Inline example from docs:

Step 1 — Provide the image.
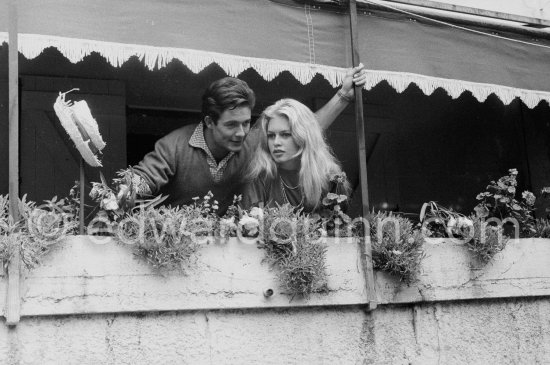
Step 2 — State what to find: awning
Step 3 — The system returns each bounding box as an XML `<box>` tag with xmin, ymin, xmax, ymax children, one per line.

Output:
<box><xmin>1</xmin><ymin>0</ymin><xmax>549</xmax><ymax>108</ymax></box>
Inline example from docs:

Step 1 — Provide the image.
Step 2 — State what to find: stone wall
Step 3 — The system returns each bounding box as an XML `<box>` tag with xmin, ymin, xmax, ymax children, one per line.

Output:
<box><xmin>1</xmin><ymin>298</ymin><xmax>549</xmax><ymax>364</ymax></box>
<box><xmin>0</xmin><ymin>236</ymin><xmax>549</xmax><ymax>364</ymax></box>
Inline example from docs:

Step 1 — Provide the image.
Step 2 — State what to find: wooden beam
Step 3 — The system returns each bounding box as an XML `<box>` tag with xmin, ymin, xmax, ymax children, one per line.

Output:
<box><xmin>79</xmin><ymin>159</ymin><xmax>85</xmax><ymax>234</ymax></box>
<box><xmin>7</xmin><ymin>0</ymin><xmax>21</xmax><ymax>326</ymax></box>
<box><xmin>348</xmin><ymin>0</ymin><xmax>377</xmax><ymax>311</ymax></box>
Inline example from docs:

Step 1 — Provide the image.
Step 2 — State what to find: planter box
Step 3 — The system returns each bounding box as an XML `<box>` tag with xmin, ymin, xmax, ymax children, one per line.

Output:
<box><xmin>0</xmin><ymin>236</ymin><xmax>549</xmax><ymax>317</ymax></box>
<box><xmin>17</xmin><ymin>236</ymin><xmax>369</xmax><ymax>316</ymax></box>
<box><xmin>376</xmin><ymin>238</ymin><xmax>550</xmax><ymax>304</ymax></box>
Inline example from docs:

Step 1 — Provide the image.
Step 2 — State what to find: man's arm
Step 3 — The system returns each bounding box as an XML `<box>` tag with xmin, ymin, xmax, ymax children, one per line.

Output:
<box><xmin>315</xmin><ymin>63</ymin><xmax>367</xmax><ymax>130</ymax></box>
<box><xmin>124</xmin><ymin>129</ymin><xmax>181</xmax><ymax>199</ymax></box>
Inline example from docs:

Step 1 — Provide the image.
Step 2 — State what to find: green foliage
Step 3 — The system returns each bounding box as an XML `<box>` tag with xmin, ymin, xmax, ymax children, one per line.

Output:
<box><xmin>466</xmin><ymin>216</ymin><xmax>508</xmax><ymax>264</ymax></box>
<box><xmin>474</xmin><ymin>169</ymin><xmax>536</xmax><ymax>237</ymax></box>
<box><xmin>0</xmin><ymin>199</ymin><xmax>17</xmax><ymax>269</ymax></box>
<box><xmin>259</xmin><ymin>204</ymin><xmax>328</xmax><ymax>298</ymax></box>
<box><xmin>420</xmin><ymin>201</ymin><xmax>472</xmax><ymax>239</ymax></box>
<box><xmin>275</xmin><ymin>239</ymin><xmax>328</xmax><ymax>299</ymax></box>
<box><xmin>89</xmin><ymin>169</ymin><xmax>168</xmax><ymax>222</ymax></box>
<box><xmin>534</xmin><ymin>218</ymin><xmax>550</xmax><ymax>238</ymax></box>
<box><xmin>116</xmin><ymin>193</ymin><xmax>219</xmax><ymax>272</ymax></box>
<box><xmin>0</xmin><ymin>193</ymin><xmax>78</xmax><ymax>271</ymax></box>
<box><xmin>541</xmin><ymin>187</ymin><xmax>550</xmax><ymax>220</ymax></box>
<box><xmin>420</xmin><ymin>201</ymin><xmax>508</xmax><ymax>264</ymax></box>
<box><xmin>318</xmin><ymin>172</ymin><xmax>352</xmax><ymax>236</ymax></box>
<box><xmin>223</xmin><ymin>194</ymin><xmax>242</xmax><ymax>221</ymax></box>
<box><xmin>368</xmin><ymin>211</ymin><xmax>424</xmax><ymax>283</ymax></box>
<box><xmin>420</xmin><ymin>169</ymin><xmax>550</xmax><ymax>264</ymax></box>
<box><xmin>124</xmin><ymin>206</ymin><xmax>200</xmax><ymax>272</ymax></box>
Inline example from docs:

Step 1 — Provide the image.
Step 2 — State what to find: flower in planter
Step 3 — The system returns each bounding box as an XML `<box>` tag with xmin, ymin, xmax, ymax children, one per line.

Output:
<box><xmin>420</xmin><ymin>201</ymin><xmax>470</xmax><ymax>239</ymax></box>
<box><xmin>473</xmin><ymin>204</ymin><xmax>489</xmax><ymax>219</ymax></box>
<box><xmin>249</xmin><ymin>207</ymin><xmax>264</xmax><ymax>221</ymax></box>
<box><xmin>446</xmin><ymin>216</ymin><xmax>474</xmax><ymax>240</ymax></box>
<box><xmin>314</xmin><ymin>172</ymin><xmax>353</xmax><ymax>236</ymax></box>
<box><xmin>473</xmin><ymin>169</ymin><xmax>536</xmax><ymax>237</ymax></box>
<box><xmin>101</xmin><ymin>193</ymin><xmax>119</xmax><ymax>212</ymax></box>
<box><xmin>219</xmin><ymin>218</ymin><xmax>237</xmax><ymax>238</ymax></box>
<box><xmin>320</xmin><ymin>192</ymin><xmax>351</xmax><ymax>234</ymax></box>
<box><xmin>239</xmin><ymin>215</ymin><xmax>260</xmax><ymax>238</ymax></box>
<box><xmin>522</xmin><ymin>191</ymin><xmax>536</xmax><ymax>207</ymax></box>
<box><xmin>89</xmin><ymin>169</ymin><xmax>169</xmax><ymax>225</ymax></box>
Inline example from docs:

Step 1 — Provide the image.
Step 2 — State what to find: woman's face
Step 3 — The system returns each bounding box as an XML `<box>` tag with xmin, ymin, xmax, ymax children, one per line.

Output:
<box><xmin>266</xmin><ymin>115</ymin><xmax>301</xmax><ymax>170</ymax></box>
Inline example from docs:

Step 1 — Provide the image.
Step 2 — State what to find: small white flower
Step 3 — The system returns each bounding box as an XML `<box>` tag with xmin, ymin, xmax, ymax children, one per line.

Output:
<box><xmin>457</xmin><ymin>217</ymin><xmax>473</xmax><ymax>228</ymax></box>
<box><xmin>89</xmin><ymin>185</ymin><xmax>100</xmax><ymax>200</ymax></box>
<box><xmin>249</xmin><ymin>207</ymin><xmax>264</xmax><ymax>220</ymax></box>
<box><xmin>447</xmin><ymin>217</ymin><xmax>457</xmax><ymax>228</ymax></box>
<box><xmin>101</xmin><ymin>194</ymin><xmax>119</xmax><ymax>211</ymax></box>
<box><xmin>239</xmin><ymin>215</ymin><xmax>259</xmax><ymax>227</ymax></box>
<box><xmin>117</xmin><ymin>184</ymin><xmax>128</xmax><ymax>200</ymax></box>
<box><xmin>522</xmin><ymin>191</ymin><xmax>536</xmax><ymax>206</ymax></box>
<box><xmin>221</xmin><ymin>218</ymin><xmax>237</xmax><ymax>228</ymax></box>
<box><xmin>392</xmin><ymin>250</ymin><xmax>402</xmax><ymax>255</ymax></box>
<box><xmin>220</xmin><ymin>218</ymin><xmax>237</xmax><ymax>237</ymax></box>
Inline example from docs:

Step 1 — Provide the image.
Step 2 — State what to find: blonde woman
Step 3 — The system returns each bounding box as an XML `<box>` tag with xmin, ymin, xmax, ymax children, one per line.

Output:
<box><xmin>242</xmin><ymin>98</ymin><xmax>349</xmax><ymax>213</ymax></box>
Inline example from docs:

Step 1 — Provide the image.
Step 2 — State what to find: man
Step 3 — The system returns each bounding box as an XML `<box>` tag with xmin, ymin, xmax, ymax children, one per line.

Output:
<box><xmin>130</xmin><ymin>64</ymin><xmax>367</xmax><ymax>214</ymax></box>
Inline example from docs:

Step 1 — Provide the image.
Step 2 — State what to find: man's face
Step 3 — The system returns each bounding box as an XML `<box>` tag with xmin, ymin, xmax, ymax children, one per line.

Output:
<box><xmin>206</xmin><ymin>106</ymin><xmax>252</xmax><ymax>154</ymax></box>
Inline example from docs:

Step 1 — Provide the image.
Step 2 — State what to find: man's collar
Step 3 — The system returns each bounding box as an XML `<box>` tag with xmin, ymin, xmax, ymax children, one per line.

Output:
<box><xmin>189</xmin><ymin>122</ymin><xmax>234</xmax><ymax>162</ymax></box>
<box><xmin>189</xmin><ymin>122</ymin><xmax>208</xmax><ymax>150</ymax></box>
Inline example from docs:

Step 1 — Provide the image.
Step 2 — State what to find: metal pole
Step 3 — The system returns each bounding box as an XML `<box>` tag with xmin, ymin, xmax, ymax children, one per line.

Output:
<box><xmin>349</xmin><ymin>0</ymin><xmax>377</xmax><ymax>310</ymax></box>
<box><xmin>7</xmin><ymin>0</ymin><xmax>21</xmax><ymax>325</ymax></box>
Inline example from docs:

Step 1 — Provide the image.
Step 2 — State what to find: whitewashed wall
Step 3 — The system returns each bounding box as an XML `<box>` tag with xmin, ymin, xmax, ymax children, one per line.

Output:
<box><xmin>0</xmin><ymin>236</ymin><xmax>549</xmax><ymax>364</ymax></box>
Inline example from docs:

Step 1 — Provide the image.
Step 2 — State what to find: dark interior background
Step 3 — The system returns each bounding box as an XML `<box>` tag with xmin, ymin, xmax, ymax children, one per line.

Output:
<box><xmin>1</xmin><ymin>44</ymin><xmax>549</xmax><ymax>218</ymax></box>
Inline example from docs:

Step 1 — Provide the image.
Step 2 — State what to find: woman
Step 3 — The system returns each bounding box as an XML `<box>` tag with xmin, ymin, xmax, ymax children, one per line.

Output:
<box><xmin>242</xmin><ymin>98</ymin><xmax>349</xmax><ymax>213</ymax></box>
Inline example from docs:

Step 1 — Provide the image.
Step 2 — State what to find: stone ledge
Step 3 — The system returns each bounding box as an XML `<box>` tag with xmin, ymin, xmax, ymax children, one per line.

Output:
<box><xmin>1</xmin><ymin>236</ymin><xmax>549</xmax><ymax>317</ymax></box>
<box><xmin>17</xmin><ymin>235</ymin><xmax>369</xmax><ymax>316</ymax></box>
<box><xmin>376</xmin><ymin>238</ymin><xmax>550</xmax><ymax>304</ymax></box>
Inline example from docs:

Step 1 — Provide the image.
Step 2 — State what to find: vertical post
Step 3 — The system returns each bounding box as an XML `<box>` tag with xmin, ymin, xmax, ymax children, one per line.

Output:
<box><xmin>348</xmin><ymin>0</ymin><xmax>377</xmax><ymax>310</ymax></box>
<box><xmin>7</xmin><ymin>0</ymin><xmax>21</xmax><ymax>325</ymax></box>
<box><xmin>79</xmin><ymin>158</ymin><xmax>85</xmax><ymax>234</ymax></box>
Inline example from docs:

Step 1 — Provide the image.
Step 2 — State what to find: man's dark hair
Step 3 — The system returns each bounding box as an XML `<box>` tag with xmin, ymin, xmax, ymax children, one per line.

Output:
<box><xmin>201</xmin><ymin>77</ymin><xmax>256</xmax><ymax>123</ymax></box>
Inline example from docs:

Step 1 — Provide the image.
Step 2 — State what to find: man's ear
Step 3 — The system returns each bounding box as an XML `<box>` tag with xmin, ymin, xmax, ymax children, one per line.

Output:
<box><xmin>204</xmin><ymin>116</ymin><xmax>215</xmax><ymax>129</ymax></box>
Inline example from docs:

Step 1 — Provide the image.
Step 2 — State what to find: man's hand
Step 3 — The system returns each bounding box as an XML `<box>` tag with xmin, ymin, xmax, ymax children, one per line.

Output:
<box><xmin>339</xmin><ymin>63</ymin><xmax>367</xmax><ymax>101</ymax></box>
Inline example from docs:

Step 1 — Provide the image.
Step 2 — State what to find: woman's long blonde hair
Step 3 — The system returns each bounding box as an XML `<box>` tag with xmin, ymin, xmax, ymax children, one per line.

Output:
<box><xmin>246</xmin><ymin>98</ymin><xmax>348</xmax><ymax>210</ymax></box>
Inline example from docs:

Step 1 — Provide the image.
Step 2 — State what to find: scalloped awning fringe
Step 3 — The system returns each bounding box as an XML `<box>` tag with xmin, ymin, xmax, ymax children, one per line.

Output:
<box><xmin>1</xmin><ymin>32</ymin><xmax>549</xmax><ymax>109</ymax></box>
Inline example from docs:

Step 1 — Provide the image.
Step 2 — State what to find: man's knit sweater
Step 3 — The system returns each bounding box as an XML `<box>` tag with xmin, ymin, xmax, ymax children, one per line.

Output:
<box><xmin>134</xmin><ymin>123</ymin><xmax>258</xmax><ymax>215</ymax></box>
